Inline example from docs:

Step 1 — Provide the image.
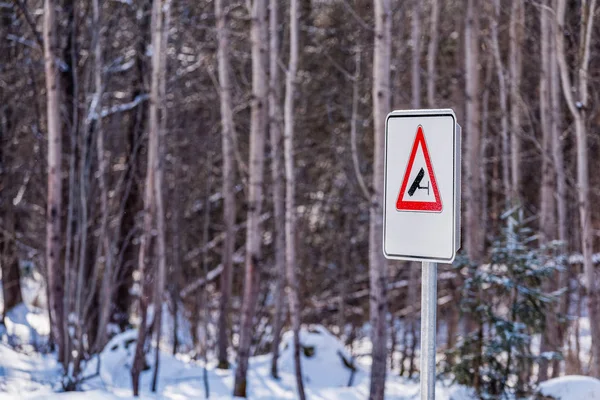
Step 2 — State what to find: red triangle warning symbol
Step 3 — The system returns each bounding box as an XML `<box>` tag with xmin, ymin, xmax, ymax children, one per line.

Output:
<box><xmin>396</xmin><ymin>126</ymin><xmax>442</xmax><ymax>212</ymax></box>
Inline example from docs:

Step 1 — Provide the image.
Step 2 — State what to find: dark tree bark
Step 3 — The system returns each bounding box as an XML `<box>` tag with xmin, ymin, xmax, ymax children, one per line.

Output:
<box><xmin>0</xmin><ymin>8</ymin><xmax>22</xmax><ymax>317</ymax></box>
<box><xmin>369</xmin><ymin>0</ymin><xmax>391</xmax><ymax>398</ymax></box>
<box><xmin>1</xmin><ymin>210</ymin><xmax>23</xmax><ymax>316</ymax></box>
<box><xmin>465</xmin><ymin>0</ymin><xmax>483</xmax><ymax>263</ymax></box>
<box><xmin>269</xmin><ymin>0</ymin><xmax>286</xmax><ymax>379</ymax></box>
<box><xmin>113</xmin><ymin>0</ymin><xmax>151</xmax><ymax>332</ymax></box>
<box><xmin>132</xmin><ymin>0</ymin><xmax>163</xmax><ymax>395</ymax></box>
<box><xmin>283</xmin><ymin>0</ymin><xmax>306</xmax><ymax>398</ymax></box>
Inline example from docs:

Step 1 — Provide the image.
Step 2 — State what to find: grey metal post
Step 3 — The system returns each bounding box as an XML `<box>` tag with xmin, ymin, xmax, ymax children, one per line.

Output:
<box><xmin>420</xmin><ymin>261</ymin><xmax>437</xmax><ymax>400</ymax></box>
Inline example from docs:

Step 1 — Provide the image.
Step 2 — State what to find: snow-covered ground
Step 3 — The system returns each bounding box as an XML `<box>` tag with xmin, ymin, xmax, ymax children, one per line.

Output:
<box><xmin>537</xmin><ymin>375</ymin><xmax>600</xmax><ymax>400</ymax></box>
<box><xmin>0</xmin><ymin>273</ymin><xmax>598</xmax><ymax>399</ymax></box>
<box><xmin>1</xmin><ymin>308</ymin><xmax>600</xmax><ymax>399</ymax></box>
<box><xmin>0</xmin><ymin>322</ymin><xmax>474</xmax><ymax>399</ymax></box>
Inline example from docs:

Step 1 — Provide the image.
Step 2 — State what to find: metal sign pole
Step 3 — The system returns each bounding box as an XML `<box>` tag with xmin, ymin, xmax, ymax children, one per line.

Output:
<box><xmin>420</xmin><ymin>261</ymin><xmax>437</xmax><ymax>400</ymax></box>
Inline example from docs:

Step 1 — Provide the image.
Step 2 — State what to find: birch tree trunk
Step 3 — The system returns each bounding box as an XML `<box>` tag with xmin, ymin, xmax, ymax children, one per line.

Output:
<box><xmin>269</xmin><ymin>0</ymin><xmax>286</xmax><ymax>379</ymax></box>
<box><xmin>426</xmin><ymin>0</ymin><xmax>439</xmax><ymax>107</ymax></box>
<box><xmin>92</xmin><ymin>0</ymin><xmax>114</xmax><ymax>351</ymax></box>
<box><xmin>539</xmin><ymin>0</ymin><xmax>555</xmax><ymax>242</ymax></box>
<box><xmin>151</xmin><ymin>0</ymin><xmax>170</xmax><ymax>392</ymax></box>
<box><xmin>490</xmin><ymin>0</ymin><xmax>510</xmax><ymax>200</ymax></box>
<box><xmin>551</xmin><ymin>0</ymin><xmax>566</xmax><ymax>254</ymax></box>
<box><xmin>406</xmin><ymin>0</ymin><xmax>423</xmax><ymax>378</ymax></box>
<box><xmin>509</xmin><ymin>0</ymin><xmax>523</xmax><ymax>203</ymax></box>
<box><xmin>551</xmin><ymin>0</ymin><xmax>568</xmax><ymax>376</ymax></box>
<box><xmin>43</xmin><ymin>0</ymin><xmax>65</xmax><ymax>365</ymax></box>
<box><xmin>201</xmin><ymin>173</ymin><xmax>213</xmax><ymax>398</ymax></box>
<box><xmin>538</xmin><ymin>2</ymin><xmax>557</xmax><ymax>380</ymax></box>
<box><xmin>555</xmin><ymin>0</ymin><xmax>599</xmax><ymax>378</ymax></box>
<box><xmin>411</xmin><ymin>0</ymin><xmax>421</xmax><ymax>109</ymax></box>
<box><xmin>233</xmin><ymin>0</ymin><xmax>268</xmax><ymax>396</ymax></box>
<box><xmin>61</xmin><ymin>1</ymin><xmax>77</xmax><ymax>365</ymax></box>
<box><xmin>369</xmin><ymin>0</ymin><xmax>390</xmax><ymax>398</ymax></box>
<box><xmin>283</xmin><ymin>0</ymin><xmax>306</xmax><ymax>398</ymax></box>
<box><xmin>216</xmin><ymin>0</ymin><xmax>236</xmax><ymax>370</ymax></box>
<box><xmin>131</xmin><ymin>0</ymin><xmax>163</xmax><ymax>394</ymax></box>
<box><xmin>465</xmin><ymin>0</ymin><xmax>483</xmax><ymax>263</ymax></box>
<box><xmin>171</xmin><ymin>190</ymin><xmax>182</xmax><ymax>356</ymax></box>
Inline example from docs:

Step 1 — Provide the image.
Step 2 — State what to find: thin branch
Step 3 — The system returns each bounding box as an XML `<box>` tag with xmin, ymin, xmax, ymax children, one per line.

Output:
<box><xmin>340</xmin><ymin>0</ymin><xmax>374</xmax><ymax>31</ymax></box>
<box><xmin>89</xmin><ymin>93</ymin><xmax>149</xmax><ymax>121</ymax></box>
<box><xmin>14</xmin><ymin>0</ymin><xmax>43</xmax><ymax>48</ymax></box>
<box><xmin>349</xmin><ymin>49</ymin><xmax>370</xmax><ymax>202</ymax></box>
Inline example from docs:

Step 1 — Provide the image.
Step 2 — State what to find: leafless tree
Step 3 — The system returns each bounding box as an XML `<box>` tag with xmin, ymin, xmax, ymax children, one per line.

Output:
<box><xmin>490</xmin><ymin>0</ymin><xmax>510</xmax><ymax>199</ymax></box>
<box><xmin>369</xmin><ymin>0</ymin><xmax>391</xmax><ymax>398</ymax></box>
<box><xmin>464</xmin><ymin>0</ymin><xmax>483</xmax><ymax>263</ymax></box>
<box><xmin>268</xmin><ymin>0</ymin><xmax>286</xmax><ymax>379</ymax></box>
<box><xmin>283</xmin><ymin>0</ymin><xmax>306</xmax><ymax>398</ymax></box>
<box><xmin>538</xmin><ymin>0</ymin><xmax>557</xmax><ymax>381</ymax></box>
<box><xmin>426</xmin><ymin>0</ymin><xmax>439</xmax><ymax>107</ymax></box>
<box><xmin>233</xmin><ymin>0</ymin><xmax>268</xmax><ymax>396</ymax></box>
<box><xmin>509</xmin><ymin>0</ymin><xmax>524</xmax><ymax>203</ymax></box>
<box><xmin>131</xmin><ymin>0</ymin><xmax>165</xmax><ymax>394</ymax></box>
<box><xmin>555</xmin><ymin>0</ymin><xmax>599</xmax><ymax>377</ymax></box>
<box><xmin>43</xmin><ymin>0</ymin><xmax>65</xmax><ymax>365</ymax></box>
<box><xmin>215</xmin><ymin>0</ymin><xmax>237</xmax><ymax>370</ymax></box>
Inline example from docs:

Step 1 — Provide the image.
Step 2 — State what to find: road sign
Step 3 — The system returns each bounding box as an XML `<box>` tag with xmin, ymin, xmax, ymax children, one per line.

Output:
<box><xmin>383</xmin><ymin>109</ymin><xmax>461</xmax><ymax>263</ymax></box>
<box><xmin>396</xmin><ymin>126</ymin><xmax>442</xmax><ymax>212</ymax></box>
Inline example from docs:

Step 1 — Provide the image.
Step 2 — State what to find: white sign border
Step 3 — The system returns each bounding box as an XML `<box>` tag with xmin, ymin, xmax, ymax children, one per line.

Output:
<box><xmin>382</xmin><ymin>109</ymin><xmax>461</xmax><ymax>263</ymax></box>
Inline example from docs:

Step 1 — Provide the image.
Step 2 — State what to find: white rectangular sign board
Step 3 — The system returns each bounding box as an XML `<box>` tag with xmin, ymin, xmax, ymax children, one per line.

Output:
<box><xmin>383</xmin><ymin>109</ymin><xmax>461</xmax><ymax>263</ymax></box>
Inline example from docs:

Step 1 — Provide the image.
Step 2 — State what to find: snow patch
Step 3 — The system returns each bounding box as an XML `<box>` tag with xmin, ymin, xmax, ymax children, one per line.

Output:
<box><xmin>537</xmin><ymin>375</ymin><xmax>600</xmax><ymax>399</ymax></box>
<box><xmin>278</xmin><ymin>325</ymin><xmax>359</xmax><ymax>389</ymax></box>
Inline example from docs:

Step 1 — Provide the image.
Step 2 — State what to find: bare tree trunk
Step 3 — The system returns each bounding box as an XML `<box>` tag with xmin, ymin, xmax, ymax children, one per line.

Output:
<box><xmin>490</xmin><ymin>0</ymin><xmax>510</xmax><ymax>201</ymax></box>
<box><xmin>216</xmin><ymin>0</ymin><xmax>236</xmax><ymax>370</ymax></box>
<box><xmin>539</xmin><ymin>2</ymin><xmax>555</xmax><ymax>245</ymax></box>
<box><xmin>538</xmin><ymin>2</ymin><xmax>557</xmax><ymax>381</ymax></box>
<box><xmin>233</xmin><ymin>0</ymin><xmax>268</xmax><ymax>396</ymax></box>
<box><xmin>43</xmin><ymin>0</ymin><xmax>65</xmax><ymax>366</ymax></box>
<box><xmin>114</xmin><ymin>0</ymin><xmax>150</xmax><ymax>332</ymax></box>
<box><xmin>350</xmin><ymin>49</ymin><xmax>370</xmax><ymax>202</ymax></box>
<box><xmin>269</xmin><ymin>0</ymin><xmax>286</xmax><ymax>379</ymax></box>
<box><xmin>1</xmin><ymin>213</ymin><xmax>23</xmax><ymax>315</ymax></box>
<box><xmin>369</xmin><ymin>0</ymin><xmax>390</xmax><ymax>399</ymax></box>
<box><xmin>464</xmin><ymin>0</ymin><xmax>483</xmax><ymax>263</ymax></box>
<box><xmin>61</xmin><ymin>1</ymin><xmax>78</xmax><ymax>365</ymax></box>
<box><xmin>408</xmin><ymin>2</ymin><xmax>423</xmax><ymax>379</ymax></box>
<box><xmin>0</xmin><ymin>8</ymin><xmax>23</xmax><ymax>318</ymax></box>
<box><xmin>426</xmin><ymin>0</ymin><xmax>439</xmax><ymax>107</ymax></box>
<box><xmin>445</xmin><ymin>281</ymin><xmax>459</xmax><ymax>351</ymax></box>
<box><xmin>131</xmin><ymin>0</ymin><xmax>163</xmax><ymax>395</ymax></box>
<box><xmin>389</xmin><ymin>318</ymin><xmax>396</xmax><ymax>372</ymax></box>
<box><xmin>462</xmin><ymin>2</ymin><xmax>483</xmax><ymax>376</ymax></box>
<box><xmin>151</xmin><ymin>0</ymin><xmax>170</xmax><ymax>392</ymax></box>
<box><xmin>399</xmin><ymin>327</ymin><xmax>408</xmax><ymax>376</ymax></box>
<box><xmin>411</xmin><ymin>0</ymin><xmax>422</xmax><ymax>109</ymax></box>
<box><xmin>555</xmin><ymin>0</ymin><xmax>599</xmax><ymax>378</ymax></box>
<box><xmin>92</xmin><ymin>0</ymin><xmax>113</xmax><ymax>352</ymax></box>
<box><xmin>480</xmin><ymin>53</ymin><xmax>493</xmax><ymax>239</ymax></box>
<box><xmin>551</xmin><ymin>0</ymin><xmax>568</xmax><ymax>375</ymax></box>
<box><xmin>509</xmin><ymin>0</ymin><xmax>523</xmax><ymax>203</ymax></box>
<box><xmin>171</xmin><ymin>202</ymin><xmax>181</xmax><ymax>356</ymax></box>
<box><xmin>201</xmin><ymin>172</ymin><xmax>213</xmax><ymax>399</ymax></box>
<box><xmin>551</xmin><ymin>0</ymin><xmax>566</xmax><ymax>255</ymax></box>
<box><xmin>283</xmin><ymin>0</ymin><xmax>306</xmax><ymax>398</ymax></box>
